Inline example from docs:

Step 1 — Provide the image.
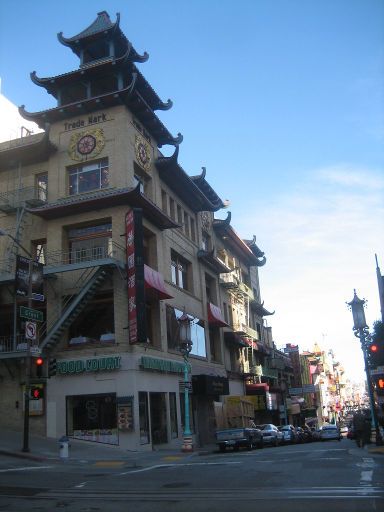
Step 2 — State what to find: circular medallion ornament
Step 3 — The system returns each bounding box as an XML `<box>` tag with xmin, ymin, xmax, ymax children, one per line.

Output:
<box><xmin>135</xmin><ymin>135</ymin><xmax>152</xmax><ymax>171</ymax></box>
<box><xmin>68</xmin><ymin>128</ymin><xmax>105</xmax><ymax>161</ymax></box>
<box><xmin>77</xmin><ymin>134</ymin><xmax>96</xmax><ymax>155</ymax></box>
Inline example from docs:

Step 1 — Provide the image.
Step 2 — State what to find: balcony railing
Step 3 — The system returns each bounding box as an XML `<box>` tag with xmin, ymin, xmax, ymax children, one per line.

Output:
<box><xmin>219</xmin><ymin>273</ymin><xmax>239</xmax><ymax>289</ymax></box>
<box><xmin>0</xmin><ymin>186</ymin><xmax>46</xmax><ymax>212</ymax></box>
<box><xmin>0</xmin><ymin>335</ymin><xmax>29</xmax><ymax>355</ymax></box>
<box><xmin>241</xmin><ymin>324</ymin><xmax>259</xmax><ymax>340</ymax></box>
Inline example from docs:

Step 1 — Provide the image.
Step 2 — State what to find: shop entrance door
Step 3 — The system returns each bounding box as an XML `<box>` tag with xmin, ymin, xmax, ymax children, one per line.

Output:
<box><xmin>149</xmin><ymin>392</ymin><xmax>168</xmax><ymax>445</ymax></box>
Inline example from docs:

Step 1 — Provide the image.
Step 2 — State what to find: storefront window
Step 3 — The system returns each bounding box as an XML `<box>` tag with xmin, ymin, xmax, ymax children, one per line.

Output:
<box><xmin>139</xmin><ymin>392</ymin><xmax>150</xmax><ymax>445</ymax></box>
<box><xmin>169</xmin><ymin>392</ymin><xmax>178</xmax><ymax>439</ymax></box>
<box><xmin>66</xmin><ymin>393</ymin><xmax>118</xmax><ymax>444</ymax></box>
<box><xmin>150</xmin><ymin>392</ymin><xmax>168</xmax><ymax>444</ymax></box>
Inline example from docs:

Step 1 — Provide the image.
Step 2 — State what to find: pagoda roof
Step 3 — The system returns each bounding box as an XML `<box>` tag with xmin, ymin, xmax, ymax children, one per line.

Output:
<box><xmin>213</xmin><ymin>213</ymin><xmax>266</xmax><ymax>267</ymax></box>
<box><xmin>0</xmin><ymin>130</ymin><xmax>57</xmax><ymax>170</ymax></box>
<box><xmin>250</xmin><ymin>299</ymin><xmax>275</xmax><ymax>316</ymax></box>
<box><xmin>58</xmin><ymin>11</ymin><xmax>148</xmax><ymax>63</ymax></box>
<box><xmin>19</xmin><ymin>78</ymin><xmax>180</xmax><ymax>147</ymax></box>
<box><xmin>190</xmin><ymin>167</ymin><xmax>225</xmax><ymax>211</ymax></box>
<box><xmin>156</xmin><ymin>147</ymin><xmax>224</xmax><ymax>212</ymax></box>
<box><xmin>27</xmin><ymin>184</ymin><xmax>179</xmax><ymax>230</ymax></box>
<box><xmin>243</xmin><ymin>236</ymin><xmax>266</xmax><ymax>266</ymax></box>
<box><xmin>30</xmin><ymin>54</ymin><xmax>172</xmax><ymax>112</ymax></box>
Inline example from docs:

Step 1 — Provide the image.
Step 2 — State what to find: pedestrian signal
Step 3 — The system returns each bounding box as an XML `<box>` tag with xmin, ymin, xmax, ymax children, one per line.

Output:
<box><xmin>30</xmin><ymin>386</ymin><xmax>44</xmax><ymax>400</ymax></box>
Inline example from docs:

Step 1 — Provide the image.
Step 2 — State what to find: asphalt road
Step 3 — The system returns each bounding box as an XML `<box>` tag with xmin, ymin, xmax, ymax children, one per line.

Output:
<box><xmin>0</xmin><ymin>438</ymin><xmax>383</xmax><ymax>511</ymax></box>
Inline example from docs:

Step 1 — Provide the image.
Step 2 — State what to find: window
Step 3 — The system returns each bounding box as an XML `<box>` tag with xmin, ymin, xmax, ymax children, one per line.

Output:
<box><xmin>68</xmin><ymin>292</ymin><xmax>114</xmax><ymax>344</ymax></box>
<box><xmin>68</xmin><ymin>158</ymin><xmax>109</xmax><ymax>195</ymax></box>
<box><xmin>32</xmin><ymin>239</ymin><xmax>46</xmax><ymax>265</ymax></box>
<box><xmin>143</xmin><ymin>228</ymin><xmax>157</xmax><ymax>268</ymax></box>
<box><xmin>170</xmin><ymin>250</ymin><xmax>191</xmax><ymax>291</ymax></box>
<box><xmin>190</xmin><ymin>218</ymin><xmax>196</xmax><ymax>242</ymax></box>
<box><xmin>184</xmin><ymin>212</ymin><xmax>190</xmax><ymax>237</ymax></box>
<box><xmin>202</xmin><ymin>232</ymin><xmax>211</xmax><ymax>251</ymax></box>
<box><xmin>36</xmin><ymin>173</ymin><xmax>47</xmax><ymax>202</ymax></box>
<box><xmin>133</xmin><ymin>174</ymin><xmax>144</xmax><ymax>193</ymax></box>
<box><xmin>161</xmin><ymin>189</ymin><xmax>168</xmax><ymax>213</ymax></box>
<box><xmin>205</xmin><ymin>273</ymin><xmax>217</xmax><ymax>304</ymax></box>
<box><xmin>177</xmin><ymin>204</ymin><xmax>183</xmax><ymax>225</ymax></box>
<box><xmin>209</xmin><ymin>326</ymin><xmax>222</xmax><ymax>363</ymax></box>
<box><xmin>68</xmin><ymin>222</ymin><xmax>112</xmax><ymax>264</ymax></box>
<box><xmin>139</xmin><ymin>392</ymin><xmax>150</xmax><ymax>445</ymax></box>
<box><xmin>166</xmin><ymin>305</ymin><xmax>207</xmax><ymax>357</ymax></box>
<box><xmin>169</xmin><ymin>393</ymin><xmax>178</xmax><ymax>439</ymax></box>
<box><xmin>169</xmin><ymin>198</ymin><xmax>176</xmax><ymax>220</ymax></box>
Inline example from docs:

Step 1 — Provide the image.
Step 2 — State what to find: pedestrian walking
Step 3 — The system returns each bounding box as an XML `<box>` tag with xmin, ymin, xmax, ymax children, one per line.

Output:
<box><xmin>352</xmin><ymin>411</ymin><xmax>365</xmax><ymax>448</ymax></box>
<box><xmin>361</xmin><ymin>412</ymin><xmax>372</xmax><ymax>448</ymax></box>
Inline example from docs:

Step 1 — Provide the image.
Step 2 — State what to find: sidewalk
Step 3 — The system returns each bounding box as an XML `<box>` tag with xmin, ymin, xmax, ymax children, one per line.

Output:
<box><xmin>0</xmin><ymin>429</ymin><xmax>215</xmax><ymax>466</ymax></box>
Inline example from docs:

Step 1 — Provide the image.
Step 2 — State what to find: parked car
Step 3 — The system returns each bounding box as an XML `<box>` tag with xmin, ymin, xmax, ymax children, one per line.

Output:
<box><xmin>279</xmin><ymin>425</ymin><xmax>298</xmax><ymax>444</ymax></box>
<box><xmin>320</xmin><ymin>424</ymin><xmax>342</xmax><ymax>441</ymax></box>
<box><xmin>215</xmin><ymin>426</ymin><xmax>264</xmax><ymax>452</ymax></box>
<box><xmin>256</xmin><ymin>424</ymin><xmax>284</xmax><ymax>446</ymax></box>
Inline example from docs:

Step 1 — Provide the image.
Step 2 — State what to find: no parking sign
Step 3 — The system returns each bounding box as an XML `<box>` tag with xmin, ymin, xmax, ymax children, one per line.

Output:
<box><xmin>25</xmin><ymin>321</ymin><xmax>37</xmax><ymax>341</ymax></box>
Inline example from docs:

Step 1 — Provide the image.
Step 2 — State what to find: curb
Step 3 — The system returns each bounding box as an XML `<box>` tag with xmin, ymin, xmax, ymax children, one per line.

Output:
<box><xmin>0</xmin><ymin>448</ymin><xmax>47</xmax><ymax>462</ymax></box>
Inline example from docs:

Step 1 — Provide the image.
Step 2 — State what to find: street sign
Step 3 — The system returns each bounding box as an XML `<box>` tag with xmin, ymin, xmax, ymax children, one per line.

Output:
<box><xmin>20</xmin><ymin>306</ymin><xmax>43</xmax><ymax>322</ymax></box>
<box><xmin>30</xmin><ymin>346</ymin><xmax>42</xmax><ymax>356</ymax></box>
<box><xmin>25</xmin><ymin>321</ymin><xmax>37</xmax><ymax>341</ymax></box>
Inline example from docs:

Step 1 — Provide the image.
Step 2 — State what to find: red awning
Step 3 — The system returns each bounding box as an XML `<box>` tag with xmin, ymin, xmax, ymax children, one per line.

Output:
<box><xmin>243</xmin><ymin>338</ymin><xmax>258</xmax><ymax>350</ymax></box>
<box><xmin>207</xmin><ymin>302</ymin><xmax>228</xmax><ymax>327</ymax></box>
<box><xmin>144</xmin><ymin>264</ymin><xmax>173</xmax><ymax>301</ymax></box>
<box><xmin>246</xmin><ymin>383</ymin><xmax>270</xmax><ymax>393</ymax></box>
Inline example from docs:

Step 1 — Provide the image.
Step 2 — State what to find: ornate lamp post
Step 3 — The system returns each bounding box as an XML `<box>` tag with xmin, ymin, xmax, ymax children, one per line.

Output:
<box><xmin>177</xmin><ymin>312</ymin><xmax>193</xmax><ymax>452</ymax></box>
<box><xmin>347</xmin><ymin>290</ymin><xmax>383</xmax><ymax>445</ymax></box>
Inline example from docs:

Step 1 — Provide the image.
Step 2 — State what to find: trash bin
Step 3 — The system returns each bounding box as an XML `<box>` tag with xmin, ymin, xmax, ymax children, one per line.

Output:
<box><xmin>59</xmin><ymin>435</ymin><xmax>69</xmax><ymax>459</ymax></box>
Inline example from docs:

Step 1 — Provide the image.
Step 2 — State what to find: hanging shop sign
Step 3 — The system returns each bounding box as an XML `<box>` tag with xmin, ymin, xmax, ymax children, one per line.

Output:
<box><xmin>126</xmin><ymin>208</ymin><xmax>147</xmax><ymax>344</ymax></box>
<box><xmin>15</xmin><ymin>256</ymin><xmax>45</xmax><ymax>301</ymax></box>
<box><xmin>57</xmin><ymin>356</ymin><xmax>121</xmax><ymax>375</ymax></box>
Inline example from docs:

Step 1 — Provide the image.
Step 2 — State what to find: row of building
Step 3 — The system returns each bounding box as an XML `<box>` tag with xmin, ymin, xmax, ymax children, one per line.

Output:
<box><xmin>0</xmin><ymin>11</ymin><xmax>364</xmax><ymax>450</ymax></box>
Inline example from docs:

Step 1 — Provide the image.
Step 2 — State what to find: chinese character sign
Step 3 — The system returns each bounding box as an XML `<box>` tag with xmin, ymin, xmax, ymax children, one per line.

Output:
<box><xmin>125</xmin><ymin>209</ymin><xmax>146</xmax><ymax>344</ymax></box>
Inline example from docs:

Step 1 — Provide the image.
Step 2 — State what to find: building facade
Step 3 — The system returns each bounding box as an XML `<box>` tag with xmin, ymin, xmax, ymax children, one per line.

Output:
<box><xmin>0</xmin><ymin>11</ymin><xmax>277</xmax><ymax>450</ymax></box>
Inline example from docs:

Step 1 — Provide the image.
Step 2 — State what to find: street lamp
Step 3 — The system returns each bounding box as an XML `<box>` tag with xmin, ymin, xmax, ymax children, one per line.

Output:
<box><xmin>0</xmin><ymin>229</ymin><xmax>34</xmax><ymax>452</ymax></box>
<box><xmin>347</xmin><ymin>289</ymin><xmax>383</xmax><ymax>446</ymax></box>
<box><xmin>177</xmin><ymin>312</ymin><xmax>193</xmax><ymax>452</ymax></box>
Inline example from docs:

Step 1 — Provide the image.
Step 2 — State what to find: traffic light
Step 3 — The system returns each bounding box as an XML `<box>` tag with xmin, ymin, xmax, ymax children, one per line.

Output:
<box><xmin>368</xmin><ymin>342</ymin><xmax>384</xmax><ymax>368</ymax></box>
<box><xmin>373</xmin><ymin>377</ymin><xmax>384</xmax><ymax>396</ymax></box>
<box><xmin>48</xmin><ymin>358</ymin><xmax>57</xmax><ymax>378</ymax></box>
<box><xmin>29</xmin><ymin>386</ymin><xmax>44</xmax><ymax>400</ymax></box>
<box><xmin>35</xmin><ymin>357</ymin><xmax>44</xmax><ymax>378</ymax></box>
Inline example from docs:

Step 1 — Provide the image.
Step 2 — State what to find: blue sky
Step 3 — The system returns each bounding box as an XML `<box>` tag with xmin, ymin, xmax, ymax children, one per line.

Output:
<box><xmin>1</xmin><ymin>0</ymin><xmax>383</xmax><ymax>380</ymax></box>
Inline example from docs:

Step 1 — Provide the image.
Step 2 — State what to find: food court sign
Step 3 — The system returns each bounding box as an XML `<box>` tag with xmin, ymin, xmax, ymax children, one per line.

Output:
<box><xmin>57</xmin><ymin>356</ymin><xmax>121</xmax><ymax>375</ymax></box>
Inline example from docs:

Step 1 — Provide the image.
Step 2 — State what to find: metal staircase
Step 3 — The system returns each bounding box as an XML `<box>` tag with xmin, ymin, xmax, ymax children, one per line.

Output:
<box><xmin>39</xmin><ymin>266</ymin><xmax>112</xmax><ymax>351</ymax></box>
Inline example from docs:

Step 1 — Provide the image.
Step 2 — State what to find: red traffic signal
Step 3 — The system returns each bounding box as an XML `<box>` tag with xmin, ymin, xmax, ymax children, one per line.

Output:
<box><xmin>378</xmin><ymin>378</ymin><xmax>384</xmax><ymax>389</ymax></box>
<box><xmin>29</xmin><ymin>386</ymin><xmax>44</xmax><ymax>400</ymax></box>
<box><xmin>370</xmin><ymin>344</ymin><xmax>378</xmax><ymax>353</ymax></box>
<box><xmin>34</xmin><ymin>357</ymin><xmax>44</xmax><ymax>378</ymax></box>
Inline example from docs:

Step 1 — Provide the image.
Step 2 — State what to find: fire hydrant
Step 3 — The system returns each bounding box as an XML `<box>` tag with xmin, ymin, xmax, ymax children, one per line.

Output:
<box><xmin>59</xmin><ymin>435</ymin><xmax>69</xmax><ymax>459</ymax></box>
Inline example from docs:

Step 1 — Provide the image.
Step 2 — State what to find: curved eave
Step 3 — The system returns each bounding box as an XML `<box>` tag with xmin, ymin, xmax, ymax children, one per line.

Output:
<box><xmin>58</xmin><ymin>12</ymin><xmax>148</xmax><ymax>63</ymax></box>
<box><xmin>250</xmin><ymin>300</ymin><xmax>275</xmax><ymax>317</ymax></box>
<box><xmin>0</xmin><ymin>131</ymin><xmax>57</xmax><ymax>170</ymax></box>
<box><xmin>28</xmin><ymin>185</ymin><xmax>179</xmax><ymax>229</ymax></box>
<box><xmin>197</xmin><ymin>249</ymin><xmax>232</xmax><ymax>274</ymax></box>
<box><xmin>156</xmin><ymin>152</ymin><xmax>222</xmax><ymax>213</ymax></box>
<box><xmin>244</xmin><ymin>236</ymin><xmax>267</xmax><ymax>266</ymax></box>
<box><xmin>190</xmin><ymin>167</ymin><xmax>225</xmax><ymax>210</ymax></box>
<box><xmin>19</xmin><ymin>85</ymin><xmax>177</xmax><ymax>147</ymax></box>
<box><xmin>213</xmin><ymin>216</ymin><xmax>261</xmax><ymax>266</ymax></box>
